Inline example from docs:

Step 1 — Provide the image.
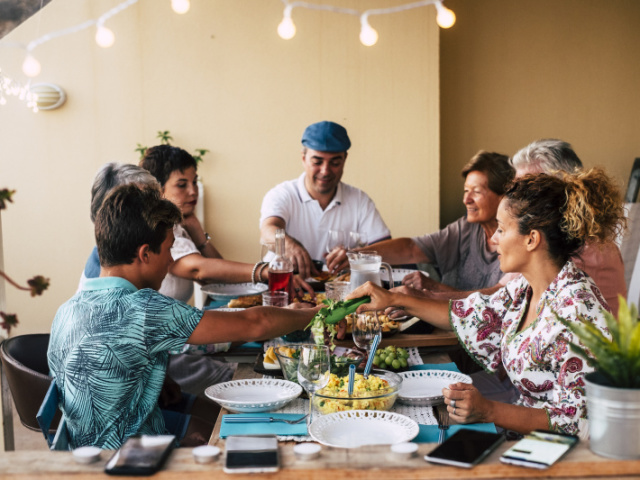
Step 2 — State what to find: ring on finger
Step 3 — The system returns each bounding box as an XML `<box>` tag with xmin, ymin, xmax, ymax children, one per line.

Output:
<box><xmin>453</xmin><ymin>407</ymin><xmax>456</xmax><ymax>415</ymax></box>
<box><xmin>450</xmin><ymin>399</ymin><xmax>457</xmax><ymax>409</ymax></box>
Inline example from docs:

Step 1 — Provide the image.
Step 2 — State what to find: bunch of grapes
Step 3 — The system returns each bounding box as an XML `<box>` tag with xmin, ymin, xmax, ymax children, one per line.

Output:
<box><xmin>373</xmin><ymin>345</ymin><xmax>409</xmax><ymax>370</ymax></box>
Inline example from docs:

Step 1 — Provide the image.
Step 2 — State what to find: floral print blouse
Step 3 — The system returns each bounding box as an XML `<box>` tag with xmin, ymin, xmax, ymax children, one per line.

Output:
<box><xmin>450</xmin><ymin>260</ymin><xmax>611</xmax><ymax>437</ymax></box>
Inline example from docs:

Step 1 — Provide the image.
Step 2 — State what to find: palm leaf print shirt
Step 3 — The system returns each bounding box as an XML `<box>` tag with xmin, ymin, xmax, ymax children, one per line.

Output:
<box><xmin>48</xmin><ymin>277</ymin><xmax>202</xmax><ymax>449</ymax></box>
<box><xmin>449</xmin><ymin>260</ymin><xmax>610</xmax><ymax>438</ymax></box>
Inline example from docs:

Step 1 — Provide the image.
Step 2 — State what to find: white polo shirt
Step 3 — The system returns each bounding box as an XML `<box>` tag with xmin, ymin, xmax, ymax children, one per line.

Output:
<box><xmin>260</xmin><ymin>173</ymin><xmax>390</xmax><ymax>261</ymax></box>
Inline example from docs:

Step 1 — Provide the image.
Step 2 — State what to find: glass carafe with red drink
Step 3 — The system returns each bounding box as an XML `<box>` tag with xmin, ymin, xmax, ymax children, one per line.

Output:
<box><xmin>268</xmin><ymin>229</ymin><xmax>293</xmax><ymax>304</ymax></box>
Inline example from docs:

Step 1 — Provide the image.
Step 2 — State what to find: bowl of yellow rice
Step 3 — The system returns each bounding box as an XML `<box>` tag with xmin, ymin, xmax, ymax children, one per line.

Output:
<box><xmin>312</xmin><ymin>369</ymin><xmax>402</xmax><ymax>415</ymax></box>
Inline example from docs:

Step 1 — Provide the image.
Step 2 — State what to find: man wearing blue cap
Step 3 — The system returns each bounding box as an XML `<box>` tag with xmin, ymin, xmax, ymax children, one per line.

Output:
<box><xmin>260</xmin><ymin>121</ymin><xmax>390</xmax><ymax>280</ymax></box>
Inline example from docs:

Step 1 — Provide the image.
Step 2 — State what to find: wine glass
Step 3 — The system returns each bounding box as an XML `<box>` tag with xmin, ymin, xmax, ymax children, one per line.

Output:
<box><xmin>260</xmin><ymin>242</ymin><xmax>275</xmax><ymax>262</ymax></box>
<box><xmin>326</xmin><ymin>230</ymin><xmax>346</xmax><ymax>255</ymax></box>
<box><xmin>297</xmin><ymin>345</ymin><xmax>331</xmax><ymax>426</ymax></box>
<box><xmin>352</xmin><ymin>311</ymin><xmax>382</xmax><ymax>358</ymax></box>
<box><xmin>349</xmin><ymin>231</ymin><xmax>368</xmax><ymax>249</ymax></box>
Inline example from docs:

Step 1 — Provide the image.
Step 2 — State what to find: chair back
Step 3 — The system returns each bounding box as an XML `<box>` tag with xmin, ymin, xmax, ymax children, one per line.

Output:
<box><xmin>37</xmin><ymin>380</ymin><xmax>70</xmax><ymax>450</ymax></box>
<box><xmin>0</xmin><ymin>334</ymin><xmax>60</xmax><ymax>433</ymax></box>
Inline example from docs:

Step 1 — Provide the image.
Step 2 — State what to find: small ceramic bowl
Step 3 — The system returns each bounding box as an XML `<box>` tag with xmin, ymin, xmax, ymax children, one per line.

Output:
<box><xmin>192</xmin><ymin>445</ymin><xmax>221</xmax><ymax>464</ymax></box>
<box><xmin>293</xmin><ymin>442</ymin><xmax>322</xmax><ymax>460</ymax></box>
<box><xmin>72</xmin><ymin>446</ymin><xmax>102</xmax><ymax>464</ymax></box>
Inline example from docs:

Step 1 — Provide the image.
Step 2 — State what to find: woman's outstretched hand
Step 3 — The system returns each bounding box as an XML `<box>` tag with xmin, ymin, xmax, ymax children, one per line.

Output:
<box><xmin>347</xmin><ymin>282</ymin><xmax>397</xmax><ymax>313</ymax></box>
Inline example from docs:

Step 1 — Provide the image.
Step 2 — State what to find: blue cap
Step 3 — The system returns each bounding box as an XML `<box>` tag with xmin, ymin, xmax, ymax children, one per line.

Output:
<box><xmin>301</xmin><ymin>121</ymin><xmax>351</xmax><ymax>152</ymax></box>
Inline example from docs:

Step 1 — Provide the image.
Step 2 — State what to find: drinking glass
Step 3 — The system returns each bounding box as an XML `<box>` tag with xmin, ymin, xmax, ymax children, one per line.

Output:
<box><xmin>260</xmin><ymin>242</ymin><xmax>275</xmax><ymax>262</ymax></box>
<box><xmin>325</xmin><ymin>281</ymin><xmax>350</xmax><ymax>302</ymax></box>
<box><xmin>348</xmin><ymin>231</ymin><xmax>368</xmax><ymax>249</ymax></box>
<box><xmin>261</xmin><ymin>291</ymin><xmax>289</xmax><ymax>307</ymax></box>
<box><xmin>352</xmin><ymin>312</ymin><xmax>382</xmax><ymax>357</ymax></box>
<box><xmin>297</xmin><ymin>345</ymin><xmax>331</xmax><ymax>426</ymax></box>
<box><xmin>326</xmin><ymin>230</ymin><xmax>346</xmax><ymax>255</ymax></box>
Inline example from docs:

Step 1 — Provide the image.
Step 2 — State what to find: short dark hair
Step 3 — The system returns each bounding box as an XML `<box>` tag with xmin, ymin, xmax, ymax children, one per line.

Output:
<box><xmin>90</xmin><ymin>163</ymin><xmax>158</xmax><ymax>222</ymax></box>
<box><xmin>461</xmin><ymin>151</ymin><xmax>514</xmax><ymax>196</ymax></box>
<box><xmin>95</xmin><ymin>184</ymin><xmax>182</xmax><ymax>267</ymax></box>
<box><xmin>139</xmin><ymin>145</ymin><xmax>197</xmax><ymax>187</ymax></box>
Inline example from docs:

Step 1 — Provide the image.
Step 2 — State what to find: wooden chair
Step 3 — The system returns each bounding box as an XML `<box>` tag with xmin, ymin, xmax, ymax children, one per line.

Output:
<box><xmin>0</xmin><ymin>334</ymin><xmax>60</xmax><ymax>436</ymax></box>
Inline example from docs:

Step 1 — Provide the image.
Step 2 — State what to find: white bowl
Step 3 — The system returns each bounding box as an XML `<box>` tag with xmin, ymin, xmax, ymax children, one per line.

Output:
<box><xmin>72</xmin><ymin>446</ymin><xmax>102</xmax><ymax>464</ymax></box>
<box><xmin>205</xmin><ymin>378</ymin><xmax>302</xmax><ymax>413</ymax></box>
<box><xmin>293</xmin><ymin>443</ymin><xmax>322</xmax><ymax>460</ymax></box>
<box><xmin>192</xmin><ymin>445</ymin><xmax>220</xmax><ymax>464</ymax></box>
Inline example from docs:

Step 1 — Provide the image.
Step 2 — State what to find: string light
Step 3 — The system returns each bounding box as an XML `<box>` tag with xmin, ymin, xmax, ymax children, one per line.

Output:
<box><xmin>435</xmin><ymin>2</ymin><xmax>456</xmax><ymax>29</ymax></box>
<box><xmin>278</xmin><ymin>0</ymin><xmax>455</xmax><ymax>46</ymax></box>
<box><xmin>95</xmin><ymin>25</ymin><xmax>115</xmax><ymax>48</ymax></box>
<box><xmin>359</xmin><ymin>15</ymin><xmax>378</xmax><ymax>47</ymax></box>
<box><xmin>22</xmin><ymin>55</ymin><xmax>41</xmax><ymax>77</ymax></box>
<box><xmin>171</xmin><ymin>0</ymin><xmax>190</xmax><ymax>14</ymax></box>
<box><xmin>0</xmin><ymin>69</ymin><xmax>38</xmax><ymax>112</ymax></box>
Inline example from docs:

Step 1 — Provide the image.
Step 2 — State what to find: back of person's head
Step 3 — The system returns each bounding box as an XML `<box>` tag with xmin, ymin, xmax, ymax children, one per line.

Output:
<box><xmin>95</xmin><ymin>184</ymin><xmax>182</xmax><ymax>267</ymax></box>
<box><xmin>511</xmin><ymin>139</ymin><xmax>583</xmax><ymax>175</ymax></box>
<box><xmin>504</xmin><ymin>168</ymin><xmax>626</xmax><ymax>266</ymax></box>
<box><xmin>140</xmin><ymin>145</ymin><xmax>198</xmax><ymax>187</ymax></box>
<box><xmin>461</xmin><ymin>151</ymin><xmax>514</xmax><ymax>196</ymax></box>
<box><xmin>90</xmin><ymin>163</ymin><xmax>159</xmax><ymax>223</ymax></box>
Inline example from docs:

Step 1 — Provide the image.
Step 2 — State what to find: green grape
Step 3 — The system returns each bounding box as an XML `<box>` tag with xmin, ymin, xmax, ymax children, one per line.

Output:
<box><xmin>399</xmin><ymin>358</ymin><xmax>408</xmax><ymax>368</ymax></box>
<box><xmin>385</xmin><ymin>355</ymin><xmax>394</xmax><ymax>365</ymax></box>
<box><xmin>373</xmin><ymin>355</ymin><xmax>380</xmax><ymax>366</ymax></box>
<box><xmin>392</xmin><ymin>359</ymin><xmax>401</xmax><ymax>369</ymax></box>
<box><xmin>397</xmin><ymin>348</ymin><xmax>408</xmax><ymax>358</ymax></box>
<box><xmin>378</xmin><ymin>361</ymin><xmax>387</xmax><ymax>369</ymax></box>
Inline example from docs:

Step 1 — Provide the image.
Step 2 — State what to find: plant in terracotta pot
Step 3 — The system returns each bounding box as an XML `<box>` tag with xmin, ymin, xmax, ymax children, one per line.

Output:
<box><xmin>557</xmin><ymin>296</ymin><xmax>640</xmax><ymax>459</ymax></box>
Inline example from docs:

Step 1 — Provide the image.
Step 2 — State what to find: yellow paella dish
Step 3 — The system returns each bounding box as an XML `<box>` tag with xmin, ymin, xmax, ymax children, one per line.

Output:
<box><xmin>313</xmin><ymin>372</ymin><xmax>398</xmax><ymax>414</ymax></box>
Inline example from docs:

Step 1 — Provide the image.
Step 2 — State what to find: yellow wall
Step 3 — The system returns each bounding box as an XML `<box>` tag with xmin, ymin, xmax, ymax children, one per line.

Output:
<box><xmin>441</xmin><ymin>0</ymin><xmax>640</xmax><ymax>226</ymax></box>
<box><xmin>0</xmin><ymin>0</ymin><xmax>440</xmax><ymax>334</ymax></box>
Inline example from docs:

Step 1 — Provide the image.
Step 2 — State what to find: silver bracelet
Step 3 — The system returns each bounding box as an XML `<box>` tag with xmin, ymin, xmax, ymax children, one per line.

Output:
<box><xmin>256</xmin><ymin>262</ymin><xmax>269</xmax><ymax>283</ymax></box>
<box><xmin>251</xmin><ymin>262</ymin><xmax>264</xmax><ymax>284</ymax></box>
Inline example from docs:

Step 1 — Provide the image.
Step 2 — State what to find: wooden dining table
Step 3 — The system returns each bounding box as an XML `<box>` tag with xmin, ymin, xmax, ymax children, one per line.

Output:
<box><xmin>2</xmin><ymin>340</ymin><xmax>640</xmax><ymax>479</ymax></box>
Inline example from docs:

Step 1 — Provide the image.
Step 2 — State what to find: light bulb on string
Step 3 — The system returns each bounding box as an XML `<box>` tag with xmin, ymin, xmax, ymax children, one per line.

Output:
<box><xmin>171</xmin><ymin>0</ymin><xmax>190</xmax><ymax>14</ymax></box>
<box><xmin>95</xmin><ymin>25</ymin><xmax>115</xmax><ymax>47</ymax></box>
<box><xmin>435</xmin><ymin>2</ymin><xmax>456</xmax><ymax>29</ymax></box>
<box><xmin>359</xmin><ymin>16</ymin><xmax>378</xmax><ymax>46</ymax></box>
<box><xmin>277</xmin><ymin>6</ymin><xmax>296</xmax><ymax>40</ymax></box>
<box><xmin>22</xmin><ymin>55</ymin><xmax>41</xmax><ymax>77</ymax></box>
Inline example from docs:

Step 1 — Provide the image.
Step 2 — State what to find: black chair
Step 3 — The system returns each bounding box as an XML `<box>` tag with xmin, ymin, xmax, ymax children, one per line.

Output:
<box><xmin>625</xmin><ymin>157</ymin><xmax>640</xmax><ymax>203</ymax></box>
<box><xmin>0</xmin><ymin>334</ymin><xmax>60</xmax><ymax>435</ymax></box>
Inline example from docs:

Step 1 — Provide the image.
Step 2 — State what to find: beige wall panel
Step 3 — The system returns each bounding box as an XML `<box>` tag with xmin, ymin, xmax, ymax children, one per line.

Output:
<box><xmin>441</xmin><ymin>0</ymin><xmax>640</xmax><ymax>226</ymax></box>
<box><xmin>0</xmin><ymin>0</ymin><xmax>439</xmax><ymax>334</ymax></box>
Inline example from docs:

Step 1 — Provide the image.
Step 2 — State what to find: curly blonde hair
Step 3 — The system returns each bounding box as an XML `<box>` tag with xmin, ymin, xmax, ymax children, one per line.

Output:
<box><xmin>504</xmin><ymin>168</ymin><xmax>626</xmax><ymax>265</ymax></box>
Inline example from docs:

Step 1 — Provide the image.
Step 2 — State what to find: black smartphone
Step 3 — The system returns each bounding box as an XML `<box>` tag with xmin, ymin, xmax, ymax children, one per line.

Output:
<box><xmin>500</xmin><ymin>429</ymin><xmax>579</xmax><ymax>469</ymax></box>
<box><xmin>104</xmin><ymin>435</ymin><xmax>175</xmax><ymax>476</ymax></box>
<box><xmin>224</xmin><ymin>435</ymin><xmax>279</xmax><ymax>474</ymax></box>
<box><xmin>424</xmin><ymin>429</ymin><xmax>506</xmax><ymax>468</ymax></box>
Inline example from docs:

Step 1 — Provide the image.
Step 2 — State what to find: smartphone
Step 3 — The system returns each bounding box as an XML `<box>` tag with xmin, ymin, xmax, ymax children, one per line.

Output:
<box><xmin>500</xmin><ymin>429</ymin><xmax>579</xmax><ymax>469</ymax></box>
<box><xmin>424</xmin><ymin>429</ymin><xmax>506</xmax><ymax>468</ymax></box>
<box><xmin>104</xmin><ymin>435</ymin><xmax>175</xmax><ymax>476</ymax></box>
<box><xmin>224</xmin><ymin>435</ymin><xmax>279</xmax><ymax>474</ymax></box>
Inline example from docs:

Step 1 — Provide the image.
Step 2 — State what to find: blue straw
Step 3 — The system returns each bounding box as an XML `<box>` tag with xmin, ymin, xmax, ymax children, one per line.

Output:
<box><xmin>347</xmin><ymin>364</ymin><xmax>356</xmax><ymax>396</ymax></box>
<box><xmin>363</xmin><ymin>334</ymin><xmax>381</xmax><ymax>378</ymax></box>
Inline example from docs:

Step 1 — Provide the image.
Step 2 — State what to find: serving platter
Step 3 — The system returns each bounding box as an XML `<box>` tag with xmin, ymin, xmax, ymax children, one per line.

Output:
<box><xmin>397</xmin><ymin>370</ymin><xmax>472</xmax><ymax>406</ymax></box>
<box><xmin>204</xmin><ymin>379</ymin><xmax>301</xmax><ymax>413</ymax></box>
<box><xmin>201</xmin><ymin>282</ymin><xmax>268</xmax><ymax>301</ymax></box>
<box><xmin>308</xmin><ymin>410</ymin><xmax>419</xmax><ymax>448</ymax></box>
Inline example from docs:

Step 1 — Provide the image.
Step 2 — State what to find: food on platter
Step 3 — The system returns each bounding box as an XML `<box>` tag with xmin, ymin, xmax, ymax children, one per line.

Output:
<box><xmin>344</xmin><ymin>312</ymin><xmax>399</xmax><ymax>335</ymax></box>
<box><xmin>313</xmin><ymin>371</ymin><xmax>400</xmax><ymax>414</ymax></box>
<box><xmin>263</xmin><ymin>346</ymin><xmax>298</xmax><ymax>370</ymax></box>
<box><xmin>372</xmin><ymin>345</ymin><xmax>410</xmax><ymax>371</ymax></box>
<box><xmin>305</xmin><ymin>297</ymin><xmax>371</xmax><ymax>348</ymax></box>
<box><xmin>293</xmin><ymin>292</ymin><xmax>327</xmax><ymax>305</ymax></box>
<box><xmin>228</xmin><ymin>295</ymin><xmax>262</xmax><ymax>308</ymax></box>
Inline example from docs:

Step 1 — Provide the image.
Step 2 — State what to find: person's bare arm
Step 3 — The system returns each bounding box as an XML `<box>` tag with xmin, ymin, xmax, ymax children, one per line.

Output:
<box><xmin>182</xmin><ymin>214</ymin><xmax>223</xmax><ymax>259</ymax></box>
<box><xmin>347</xmin><ymin>281</ymin><xmax>451</xmax><ymax>330</ymax></box>
<box><xmin>169</xmin><ymin>254</ymin><xmax>259</xmax><ymax>284</ymax></box>
<box><xmin>188</xmin><ymin>305</ymin><xmax>319</xmax><ymax>344</ymax></box>
<box><xmin>260</xmin><ymin>216</ymin><xmax>319</xmax><ymax>279</ymax></box>
<box><xmin>401</xmin><ymin>272</ymin><xmax>502</xmax><ymax>299</ymax></box>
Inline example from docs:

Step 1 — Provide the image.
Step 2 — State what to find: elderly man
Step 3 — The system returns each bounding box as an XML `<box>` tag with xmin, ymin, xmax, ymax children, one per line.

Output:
<box><xmin>260</xmin><ymin>121</ymin><xmax>390</xmax><ymax>280</ymax></box>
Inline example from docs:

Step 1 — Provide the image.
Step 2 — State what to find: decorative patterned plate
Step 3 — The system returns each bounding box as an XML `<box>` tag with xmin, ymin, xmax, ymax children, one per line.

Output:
<box><xmin>397</xmin><ymin>370</ymin><xmax>473</xmax><ymax>406</ymax></box>
<box><xmin>204</xmin><ymin>379</ymin><xmax>302</xmax><ymax>413</ymax></box>
<box><xmin>201</xmin><ymin>282</ymin><xmax>268</xmax><ymax>301</ymax></box>
<box><xmin>308</xmin><ymin>410</ymin><xmax>419</xmax><ymax>448</ymax></box>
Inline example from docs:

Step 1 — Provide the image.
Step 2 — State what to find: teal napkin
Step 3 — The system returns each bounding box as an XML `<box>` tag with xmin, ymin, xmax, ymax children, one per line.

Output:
<box><xmin>239</xmin><ymin>342</ymin><xmax>263</xmax><ymax>349</ymax></box>
<box><xmin>409</xmin><ymin>362</ymin><xmax>460</xmax><ymax>373</ymax></box>
<box><xmin>220</xmin><ymin>413</ymin><xmax>308</xmax><ymax>438</ymax></box>
<box><xmin>414</xmin><ymin>423</ymin><xmax>497</xmax><ymax>443</ymax></box>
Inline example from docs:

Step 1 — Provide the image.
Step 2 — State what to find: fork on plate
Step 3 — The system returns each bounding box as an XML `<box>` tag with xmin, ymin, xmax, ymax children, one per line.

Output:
<box><xmin>432</xmin><ymin>404</ymin><xmax>450</xmax><ymax>444</ymax></box>
<box><xmin>224</xmin><ymin>414</ymin><xmax>309</xmax><ymax>425</ymax></box>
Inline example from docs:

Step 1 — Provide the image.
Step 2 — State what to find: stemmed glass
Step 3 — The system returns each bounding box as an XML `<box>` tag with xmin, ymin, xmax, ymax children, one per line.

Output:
<box><xmin>297</xmin><ymin>345</ymin><xmax>331</xmax><ymax>426</ymax></box>
<box><xmin>326</xmin><ymin>230</ymin><xmax>346</xmax><ymax>255</ymax></box>
<box><xmin>349</xmin><ymin>231</ymin><xmax>368</xmax><ymax>249</ymax></box>
<box><xmin>352</xmin><ymin>311</ymin><xmax>382</xmax><ymax>358</ymax></box>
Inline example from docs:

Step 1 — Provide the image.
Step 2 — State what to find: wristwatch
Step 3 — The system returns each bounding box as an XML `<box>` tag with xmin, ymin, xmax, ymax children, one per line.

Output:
<box><xmin>197</xmin><ymin>233</ymin><xmax>211</xmax><ymax>250</ymax></box>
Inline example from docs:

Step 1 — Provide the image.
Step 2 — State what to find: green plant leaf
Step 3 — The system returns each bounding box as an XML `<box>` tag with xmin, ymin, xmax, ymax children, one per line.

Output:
<box><xmin>157</xmin><ymin>130</ymin><xmax>173</xmax><ymax>145</ymax></box>
<box><xmin>0</xmin><ymin>188</ymin><xmax>16</xmax><ymax>210</ymax></box>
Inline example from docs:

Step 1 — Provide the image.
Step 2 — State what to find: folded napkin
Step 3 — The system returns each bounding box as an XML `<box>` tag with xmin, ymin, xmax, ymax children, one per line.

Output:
<box><xmin>414</xmin><ymin>423</ymin><xmax>498</xmax><ymax>443</ymax></box>
<box><xmin>409</xmin><ymin>362</ymin><xmax>460</xmax><ymax>373</ymax></box>
<box><xmin>220</xmin><ymin>414</ymin><xmax>308</xmax><ymax>438</ymax></box>
<box><xmin>239</xmin><ymin>342</ymin><xmax>263</xmax><ymax>349</ymax></box>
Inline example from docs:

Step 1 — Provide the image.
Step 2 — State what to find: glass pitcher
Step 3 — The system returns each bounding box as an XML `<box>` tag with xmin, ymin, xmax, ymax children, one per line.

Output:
<box><xmin>347</xmin><ymin>251</ymin><xmax>393</xmax><ymax>292</ymax></box>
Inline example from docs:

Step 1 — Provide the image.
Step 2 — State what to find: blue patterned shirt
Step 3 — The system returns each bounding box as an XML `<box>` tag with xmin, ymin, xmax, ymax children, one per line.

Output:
<box><xmin>48</xmin><ymin>277</ymin><xmax>203</xmax><ymax>449</ymax></box>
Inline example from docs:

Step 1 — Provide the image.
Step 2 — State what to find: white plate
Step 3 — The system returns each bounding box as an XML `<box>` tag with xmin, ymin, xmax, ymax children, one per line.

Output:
<box><xmin>309</xmin><ymin>410</ymin><xmax>419</xmax><ymax>448</ymax></box>
<box><xmin>397</xmin><ymin>370</ymin><xmax>472</xmax><ymax>406</ymax></box>
<box><xmin>380</xmin><ymin>268</ymin><xmax>425</xmax><ymax>284</ymax></box>
<box><xmin>205</xmin><ymin>379</ymin><xmax>302</xmax><ymax>413</ymax></box>
<box><xmin>201</xmin><ymin>282</ymin><xmax>268</xmax><ymax>301</ymax></box>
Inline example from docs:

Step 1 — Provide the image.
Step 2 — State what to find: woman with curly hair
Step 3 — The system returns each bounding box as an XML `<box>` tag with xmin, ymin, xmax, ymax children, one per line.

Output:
<box><xmin>349</xmin><ymin>168</ymin><xmax>626</xmax><ymax>439</ymax></box>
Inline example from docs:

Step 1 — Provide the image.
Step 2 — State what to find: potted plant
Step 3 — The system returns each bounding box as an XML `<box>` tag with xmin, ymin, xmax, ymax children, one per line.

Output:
<box><xmin>557</xmin><ymin>296</ymin><xmax>640</xmax><ymax>459</ymax></box>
